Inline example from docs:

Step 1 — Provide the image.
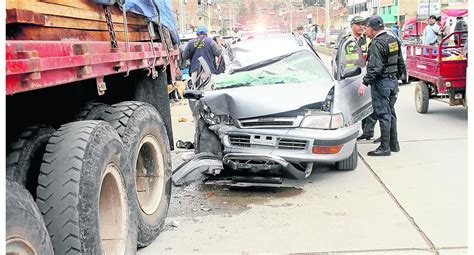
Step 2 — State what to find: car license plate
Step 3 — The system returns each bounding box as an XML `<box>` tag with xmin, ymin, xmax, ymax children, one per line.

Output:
<box><xmin>251</xmin><ymin>135</ymin><xmax>276</xmax><ymax>146</ymax></box>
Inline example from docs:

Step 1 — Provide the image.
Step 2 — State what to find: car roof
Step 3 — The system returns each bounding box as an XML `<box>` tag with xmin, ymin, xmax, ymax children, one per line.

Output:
<box><xmin>228</xmin><ymin>34</ymin><xmax>316</xmax><ymax>69</ymax></box>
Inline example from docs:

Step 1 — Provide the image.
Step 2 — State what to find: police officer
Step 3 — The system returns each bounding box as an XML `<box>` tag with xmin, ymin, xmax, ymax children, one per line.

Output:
<box><xmin>182</xmin><ymin>25</ymin><xmax>223</xmax><ymax>84</ymax></box>
<box><xmin>342</xmin><ymin>16</ymin><xmax>379</xmax><ymax>141</ymax></box>
<box><xmin>358</xmin><ymin>27</ymin><xmax>404</xmax><ymax>142</ymax></box>
<box><xmin>358</xmin><ymin>15</ymin><xmax>405</xmax><ymax>156</ymax></box>
<box><xmin>340</xmin><ymin>16</ymin><xmax>370</xmax><ymax>70</ymax></box>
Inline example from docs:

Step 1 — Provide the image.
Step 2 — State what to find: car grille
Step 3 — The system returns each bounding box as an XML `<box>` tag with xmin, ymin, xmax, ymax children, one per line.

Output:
<box><xmin>229</xmin><ymin>134</ymin><xmax>251</xmax><ymax>147</ymax></box>
<box><xmin>238</xmin><ymin>117</ymin><xmax>300</xmax><ymax>128</ymax></box>
<box><xmin>278</xmin><ymin>138</ymin><xmax>307</xmax><ymax>150</ymax></box>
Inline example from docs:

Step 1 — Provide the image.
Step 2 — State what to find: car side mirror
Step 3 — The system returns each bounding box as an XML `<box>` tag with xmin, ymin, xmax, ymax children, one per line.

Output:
<box><xmin>341</xmin><ymin>66</ymin><xmax>362</xmax><ymax>79</ymax></box>
<box><xmin>183</xmin><ymin>89</ymin><xmax>204</xmax><ymax>100</ymax></box>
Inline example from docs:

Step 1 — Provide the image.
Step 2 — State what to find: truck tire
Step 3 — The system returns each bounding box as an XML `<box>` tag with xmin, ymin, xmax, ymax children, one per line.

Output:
<box><xmin>134</xmin><ymin>71</ymin><xmax>174</xmax><ymax>150</ymax></box>
<box><xmin>6</xmin><ymin>180</ymin><xmax>54</xmax><ymax>255</ymax></box>
<box><xmin>99</xmin><ymin>101</ymin><xmax>172</xmax><ymax>247</ymax></box>
<box><xmin>36</xmin><ymin>121</ymin><xmax>137</xmax><ymax>254</ymax></box>
<box><xmin>335</xmin><ymin>144</ymin><xmax>358</xmax><ymax>171</ymax></box>
<box><xmin>74</xmin><ymin>102</ymin><xmax>109</xmax><ymax>120</ymax></box>
<box><xmin>415</xmin><ymin>81</ymin><xmax>430</xmax><ymax>113</ymax></box>
<box><xmin>6</xmin><ymin>125</ymin><xmax>55</xmax><ymax>198</ymax></box>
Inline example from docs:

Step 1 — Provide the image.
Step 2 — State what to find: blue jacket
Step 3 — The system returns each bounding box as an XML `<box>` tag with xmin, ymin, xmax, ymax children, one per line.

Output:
<box><xmin>183</xmin><ymin>36</ymin><xmax>222</xmax><ymax>74</ymax></box>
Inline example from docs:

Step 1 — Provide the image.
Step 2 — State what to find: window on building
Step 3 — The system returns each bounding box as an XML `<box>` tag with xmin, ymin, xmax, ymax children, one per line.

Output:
<box><xmin>381</xmin><ymin>7</ymin><xmax>384</xmax><ymax>14</ymax></box>
<box><xmin>393</xmin><ymin>0</ymin><xmax>398</xmax><ymax>5</ymax></box>
<box><xmin>388</xmin><ymin>6</ymin><xmax>391</xmax><ymax>14</ymax></box>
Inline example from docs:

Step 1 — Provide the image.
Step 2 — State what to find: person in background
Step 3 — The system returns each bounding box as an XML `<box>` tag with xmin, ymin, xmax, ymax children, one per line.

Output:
<box><xmin>454</xmin><ymin>16</ymin><xmax>468</xmax><ymax>45</ymax></box>
<box><xmin>296</xmin><ymin>25</ymin><xmax>313</xmax><ymax>46</ymax></box>
<box><xmin>358</xmin><ymin>15</ymin><xmax>405</xmax><ymax>156</ymax></box>
<box><xmin>392</xmin><ymin>21</ymin><xmax>401</xmax><ymax>38</ymax></box>
<box><xmin>434</xmin><ymin>16</ymin><xmax>448</xmax><ymax>45</ymax></box>
<box><xmin>422</xmin><ymin>15</ymin><xmax>440</xmax><ymax>55</ymax></box>
<box><xmin>182</xmin><ymin>25</ymin><xmax>223</xmax><ymax>84</ymax></box>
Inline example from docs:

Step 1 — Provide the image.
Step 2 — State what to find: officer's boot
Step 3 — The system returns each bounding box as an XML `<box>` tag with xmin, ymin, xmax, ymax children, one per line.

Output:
<box><xmin>367</xmin><ymin>128</ymin><xmax>391</xmax><ymax>156</ymax></box>
<box><xmin>390</xmin><ymin>127</ymin><xmax>400</xmax><ymax>152</ymax></box>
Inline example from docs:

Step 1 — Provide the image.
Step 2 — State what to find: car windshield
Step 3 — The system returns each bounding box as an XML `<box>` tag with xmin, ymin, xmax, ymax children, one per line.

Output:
<box><xmin>213</xmin><ymin>50</ymin><xmax>332</xmax><ymax>89</ymax></box>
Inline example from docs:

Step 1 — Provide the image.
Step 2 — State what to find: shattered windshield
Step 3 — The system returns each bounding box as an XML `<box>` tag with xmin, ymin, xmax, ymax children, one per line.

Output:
<box><xmin>213</xmin><ymin>51</ymin><xmax>332</xmax><ymax>89</ymax></box>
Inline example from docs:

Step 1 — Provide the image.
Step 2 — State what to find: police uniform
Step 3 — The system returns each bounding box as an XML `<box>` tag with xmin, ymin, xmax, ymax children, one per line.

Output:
<box><xmin>362</xmin><ymin>16</ymin><xmax>406</xmax><ymax>156</ymax></box>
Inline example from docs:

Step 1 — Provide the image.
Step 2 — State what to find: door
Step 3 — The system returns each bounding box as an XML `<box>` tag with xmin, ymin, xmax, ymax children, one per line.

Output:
<box><xmin>332</xmin><ymin>36</ymin><xmax>373</xmax><ymax>124</ymax></box>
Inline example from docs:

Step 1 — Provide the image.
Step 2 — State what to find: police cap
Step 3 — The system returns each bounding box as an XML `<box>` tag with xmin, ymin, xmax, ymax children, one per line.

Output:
<box><xmin>351</xmin><ymin>16</ymin><xmax>365</xmax><ymax>25</ymax></box>
<box><xmin>364</xmin><ymin>15</ymin><xmax>385</xmax><ymax>30</ymax></box>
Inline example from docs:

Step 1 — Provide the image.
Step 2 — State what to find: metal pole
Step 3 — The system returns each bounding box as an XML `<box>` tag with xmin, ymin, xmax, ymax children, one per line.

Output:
<box><xmin>325</xmin><ymin>0</ymin><xmax>330</xmax><ymax>43</ymax></box>
<box><xmin>179</xmin><ymin>0</ymin><xmax>184</xmax><ymax>32</ymax></box>
<box><xmin>289</xmin><ymin>0</ymin><xmax>293</xmax><ymax>32</ymax></box>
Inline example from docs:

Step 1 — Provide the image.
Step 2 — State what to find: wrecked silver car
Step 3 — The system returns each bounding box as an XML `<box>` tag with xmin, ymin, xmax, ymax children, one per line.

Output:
<box><xmin>183</xmin><ymin>34</ymin><xmax>372</xmax><ymax>184</ymax></box>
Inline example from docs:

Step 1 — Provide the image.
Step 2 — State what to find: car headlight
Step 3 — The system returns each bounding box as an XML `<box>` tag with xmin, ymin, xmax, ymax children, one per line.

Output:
<box><xmin>201</xmin><ymin>111</ymin><xmax>234</xmax><ymax>125</ymax></box>
<box><xmin>300</xmin><ymin>113</ymin><xmax>344</xmax><ymax>130</ymax></box>
<box><xmin>201</xmin><ymin>111</ymin><xmax>220</xmax><ymax>125</ymax></box>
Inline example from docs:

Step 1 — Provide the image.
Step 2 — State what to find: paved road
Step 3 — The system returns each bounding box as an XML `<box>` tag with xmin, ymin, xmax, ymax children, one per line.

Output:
<box><xmin>138</xmin><ymin>50</ymin><xmax>468</xmax><ymax>254</ymax></box>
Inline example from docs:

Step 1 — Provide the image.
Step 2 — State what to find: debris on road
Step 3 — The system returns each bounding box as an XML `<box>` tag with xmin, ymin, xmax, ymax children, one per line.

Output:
<box><xmin>171</xmin><ymin>220</ymin><xmax>180</xmax><ymax>228</ymax></box>
<box><xmin>176</xmin><ymin>140</ymin><xmax>195</xmax><ymax>149</ymax></box>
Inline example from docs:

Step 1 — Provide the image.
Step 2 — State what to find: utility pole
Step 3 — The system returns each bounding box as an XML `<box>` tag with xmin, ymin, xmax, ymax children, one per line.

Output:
<box><xmin>325</xmin><ymin>0</ymin><xmax>330</xmax><ymax>43</ymax></box>
<box><xmin>289</xmin><ymin>0</ymin><xmax>293</xmax><ymax>32</ymax></box>
<box><xmin>179</xmin><ymin>0</ymin><xmax>185</xmax><ymax>32</ymax></box>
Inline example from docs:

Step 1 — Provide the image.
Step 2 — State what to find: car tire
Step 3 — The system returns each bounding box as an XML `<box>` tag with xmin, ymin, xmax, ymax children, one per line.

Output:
<box><xmin>6</xmin><ymin>125</ymin><xmax>55</xmax><ymax>198</ymax></box>
<box><xmin>98</xmin><ymin>101</ymin><xmax>172</xmax><ymax>248</ymax></box>
<box><xmin>415</xmin><ymin>81</ymin><xmax>430</xmax><ymax>113</ymax></box>
<box><xmin>36</xmin><ymin>121</ymin><xmax>137</xmax><ymax>254</ymax></box>
<box><xmin>335</xmin><ymin>144</ymin><xmax>358</xmax><ymax>171</ymax></box>
<box><xmin>6</xmin><ymin>180</ymin><xmax>54</xmax><ymax>255</ymax></box>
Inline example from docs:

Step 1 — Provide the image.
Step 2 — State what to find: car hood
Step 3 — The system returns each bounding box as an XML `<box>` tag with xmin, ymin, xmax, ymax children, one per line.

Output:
<box><xmin>201</xmin><ymin>81</ymin><xmax>335</xmax><ymax>119</ymax></box>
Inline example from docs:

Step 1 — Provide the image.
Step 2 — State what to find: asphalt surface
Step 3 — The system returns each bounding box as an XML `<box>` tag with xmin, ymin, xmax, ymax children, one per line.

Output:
<box><xmin>138</xmin><ymin>50</ymin><xmax>468</xmax><ymax>254</ymax></box>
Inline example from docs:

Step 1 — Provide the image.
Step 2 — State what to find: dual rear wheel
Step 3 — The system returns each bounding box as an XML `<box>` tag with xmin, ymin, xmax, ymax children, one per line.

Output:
<box><xmin>6</xmin><ymin>101</ymin><xmax>172</xmax><ymax>253</ymax></box>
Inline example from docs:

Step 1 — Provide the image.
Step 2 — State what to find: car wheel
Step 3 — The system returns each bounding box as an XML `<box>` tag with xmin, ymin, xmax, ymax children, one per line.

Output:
<box><xmin>415</xmin><ymin>82</ymin><xmax>430</xmax><ymax>113</ymax></box>
<box><xmin>335</xmin><ymin>144</ymin><xmax>358</xmax><ymax>171</ymax></box>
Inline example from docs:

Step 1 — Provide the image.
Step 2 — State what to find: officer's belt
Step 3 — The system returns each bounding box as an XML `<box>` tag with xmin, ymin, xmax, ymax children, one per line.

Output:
<box><xmin>381</xmin><ymin>73</ymin><xmax>397</xmax><ymax>79</ymax></box>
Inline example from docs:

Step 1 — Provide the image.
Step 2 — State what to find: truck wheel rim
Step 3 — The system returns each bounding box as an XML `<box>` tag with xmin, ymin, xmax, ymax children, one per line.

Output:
<box><xmin>6</xmin><ymin>236</ymin><xmax>36</xmax><ymax>255</ymax></box>
<box><xmin>136</xmin><ymin>135</ymin><xmax>165</xmax><ymax>215</ymax></box>
<box><xmin>99</xmin><ymin>164</ymin><xmax>127</xmax><ymax>254</ymax></box>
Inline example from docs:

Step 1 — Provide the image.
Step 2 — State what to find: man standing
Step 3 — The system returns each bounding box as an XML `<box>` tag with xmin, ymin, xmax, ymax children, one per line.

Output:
<box><xmin>296</xmin><ymin>25</ymin><xmax>313</xmax><ymax>46</ymax></box>
<box><xmin>392</xmin><ymin>21</ymin><xmax>401</xmax><ymax>38</ymax></box>
<box><xmin>358</xmin><ymin>15</ymin><xmax>405</xmax><ymax>156</ymax></box>
<box><xmin>454</xmin><ymin>16</ymin><xmax>468</xmax><ymax>45</ymax></box>
<box><xmin>341</xmin><ymin>16</ymin><xmax>378</xmax><ymax>141</ymax></box>
<box><xmin>422</xmin><ymin>15</ymin><xmax>440</xmax><ymax>55</ymax></box>
<box><xmin>182</xmin><ymin>25</ymin><xmax>223</xmax><ymax>83</ymax></box>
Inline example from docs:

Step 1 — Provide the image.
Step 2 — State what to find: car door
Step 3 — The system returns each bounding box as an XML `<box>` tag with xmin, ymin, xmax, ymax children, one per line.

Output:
<box><xmin>332</xmin><ymin>37</ymin><xmax>373</xmax><ymax>125</ymax></box>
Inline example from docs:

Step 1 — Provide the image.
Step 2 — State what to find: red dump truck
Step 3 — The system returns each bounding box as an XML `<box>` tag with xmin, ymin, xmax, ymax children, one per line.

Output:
<box><xmin>5</xmin><ymin>1</ymin><xmax>179</xmax><ymax>253</ymax></box>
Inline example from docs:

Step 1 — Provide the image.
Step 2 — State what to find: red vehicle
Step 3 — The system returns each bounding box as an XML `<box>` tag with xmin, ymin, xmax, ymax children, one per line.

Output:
<box><xmin>6</xmin><ymin>1</ymin><xmax>179</xmax><ymax>254</ymax></box>
<box><xmin>406</xmin><ymin>31</ymin><xmax>467</xmax><ymax>113</ymax></box>
<box><xmin>401</xmin><ymin>17</ymin><xmax>427</xmax><ymax>41</ymax></box>
<box><xmin>402</xmin><ymin>9</ymin><xmax>468</xmax><ymax>41</ymax></box>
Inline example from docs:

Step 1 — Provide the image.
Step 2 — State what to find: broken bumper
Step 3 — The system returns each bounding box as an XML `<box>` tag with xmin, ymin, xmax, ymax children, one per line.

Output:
<box><xmin>222</xmin><ymin>153</ymin><xmax>309</xmax><ymax>180</ymax></box>
<box><xmin>219</xmin><ymin>123</ymin><xmax>360</xmax><ymax>164</ymax></box>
